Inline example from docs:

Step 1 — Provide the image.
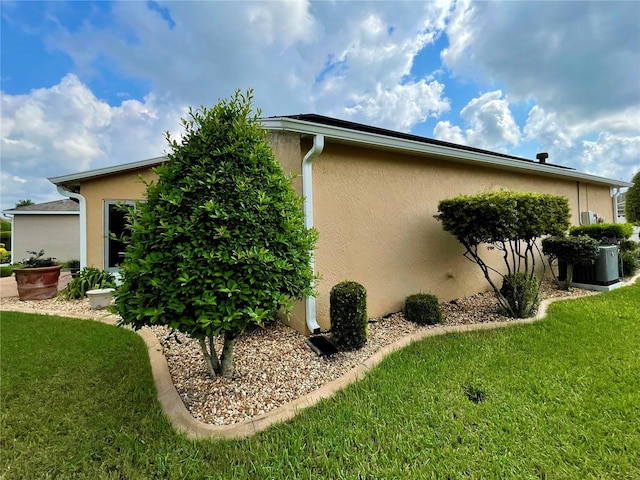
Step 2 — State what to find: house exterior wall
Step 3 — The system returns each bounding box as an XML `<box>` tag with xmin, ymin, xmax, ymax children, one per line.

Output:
<box><xmin>73</xmin><ymin>134</ymin><xmax>616</xmax><ymax>335</ymax></box>
<box><xmin>81</xmin><ymin>168</ymin><xmax>158</xmax><ymax>269</ymax></box>
<box><xmin>12</xmin><ymin>214</ymin><xmax>79</xmax><ymax>263</ymax></box>
<box><xmin>307</xmin><ymin>141</ymin><xmax>615</xmax><ymax>332</ymax></box>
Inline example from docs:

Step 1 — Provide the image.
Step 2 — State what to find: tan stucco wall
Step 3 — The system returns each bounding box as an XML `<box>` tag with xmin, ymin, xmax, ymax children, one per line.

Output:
<box><xmin>309</xmin><ymin>142</ymin><xmax>615</xmax><ymax>331</ymax></box>
<box><xmin>74</xmin><ymin>135</ymin><xmax>616</xmax><ymax>335</ymax></box>
<box><xmin>81</xmin><ymin>168</ymin><xmax>158</xmax><ymax>269</ymax></box>
<box><xmin>12</xmin><ymin>214</ymin><xmax>79</xmax><ymax>263</ymax></box>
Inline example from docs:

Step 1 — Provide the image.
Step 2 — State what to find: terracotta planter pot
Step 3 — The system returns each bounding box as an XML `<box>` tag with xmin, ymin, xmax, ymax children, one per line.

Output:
<box><xmin>14</xmin><ymin>265</ymin><xmax>63</xmax><ymax>301</ymax></box>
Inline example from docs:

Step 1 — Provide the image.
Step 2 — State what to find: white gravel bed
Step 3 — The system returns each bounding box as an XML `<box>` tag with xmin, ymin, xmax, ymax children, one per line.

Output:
<box><xmin>0</xmin><ymin>280</ymin><xmax>593</xmax><ymax>426</ymax></box>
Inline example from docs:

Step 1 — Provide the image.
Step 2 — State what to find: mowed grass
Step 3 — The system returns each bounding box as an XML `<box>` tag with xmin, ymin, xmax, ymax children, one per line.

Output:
<box><xmin>1</xmin><ymin>282</ymin><xmax>639</xmax><ymax>479</ymax></box>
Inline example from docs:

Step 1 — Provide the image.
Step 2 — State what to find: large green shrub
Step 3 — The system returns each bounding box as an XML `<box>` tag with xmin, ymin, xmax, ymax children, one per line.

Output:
<box><xmin>569</xmin><ymin>223</ymin><xmax>633</xmax><ymax>245</ymax></box>
<box><xmin>330</xmin><ymin>281</ymin><xmax>367</xmax><ymax>351</ymax></box>
<box><xmin>115</xmin><ymin>90</ymin><xmax>317</xmax><ymax>378</ymax></box>
<box><xmin>59</xmin><ymin>267</ymin><xmax>116</xmax><ymax>300</ymax></box>
<box><xmin>625</xmin><ymin>172</ymin><xmax>640</xmax><ymax>225</ymax></box>
<box><xmin>404</xmin><ymin>293</ymin><xmax>442</xmax><ymax>325</ymax></box>
<box><xmin>435</xmin><ymin>191</ymin><xmax>570</xmax><ymax>317</ymax></box>
<box><xmin>542</xmin><ymin>235</ymin><xmax>600</xmax><ymax>289</ymax></box>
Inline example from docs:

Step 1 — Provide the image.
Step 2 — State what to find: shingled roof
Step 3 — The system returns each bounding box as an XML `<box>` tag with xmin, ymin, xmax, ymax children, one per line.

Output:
<box><xmin>3</xmin><ymin>199</ymin><xmax>79</xmax><ymax>214</ymax></box>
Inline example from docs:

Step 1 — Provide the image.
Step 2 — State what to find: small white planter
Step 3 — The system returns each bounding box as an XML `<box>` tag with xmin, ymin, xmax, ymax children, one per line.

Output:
<box><xmin>87</xmin><ymin>288</ymin><xmax>115</xmax><ymax>310</ymax></box>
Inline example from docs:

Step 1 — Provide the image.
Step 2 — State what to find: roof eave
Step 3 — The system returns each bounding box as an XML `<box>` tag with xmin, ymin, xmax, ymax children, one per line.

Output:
<box><xmin>2</xmin><ymin>210</ymin><xmax>79</xmax><ymax>215</ymax></box>
<box><xmin>48</xmin><ymin>156</ymin><xmax>166</xmax><ymax>188</ymax></box>
<box><xmin>262</xmin><ymin>117</ymin><xmax>633</xmax><ymax>188</ymax></box>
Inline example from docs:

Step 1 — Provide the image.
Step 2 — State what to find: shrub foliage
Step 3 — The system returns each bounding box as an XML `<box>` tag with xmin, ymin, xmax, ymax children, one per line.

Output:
<box><xmin>59</xmin><ymin>267</ymin><xmax>116</xmax><ymax>300</ymax></box>
<box><xmin>404</xmin><ymin>293</ymin><xmax>442</xmax><ymax>325</ymax></box>
<box><xmin>569</xmin><ymin>223</ymin><xmax>633</xmax><ymax>245</ymax></box>
<box><xmin>541</xmin><ymin>235</ymin><xmax>600</xmax><ymax>289</ymax></box>
<box><xmin>567</xmin><ymin>222</ymin><xmax>638</xmax><ymax>279</ymax></box>
<box><xmin>625</xmin><ymin>172</ymin><xmax>640</xmax><ymax>225</ymax></box>
<box><xmin>619</xmin><ymin>240</ymin><xmax>640</xmax><ymax>277</ymax></box>
<box><xmin>115</xmin><ymin>90</ymin><xmax>317</xmax><ymax>378</ymax></box>
<box><xmin>435</xmin><ymin>191</ymin><xmax>570</xmax><ymax>317</ymax></box>
<box><xmin>499</xmin><ymin>273</ymin><xmax>540</xmax><ymax>317</ymax></box>
<box><xmin>330</xmin><ymin>281</ymin><xmax>367</xmax><ymax>351</ymax></box>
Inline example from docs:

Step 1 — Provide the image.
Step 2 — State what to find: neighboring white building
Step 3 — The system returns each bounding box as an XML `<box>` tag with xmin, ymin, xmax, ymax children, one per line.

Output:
<box><xmin>2</xmin><ymin>199</ymin><xmax>80</xmax><ymax>264</ymax></box>
<box><xmin>617</xmin><ymin>191</ymin><xmax>627</xmax><ymax>223</ymax></box>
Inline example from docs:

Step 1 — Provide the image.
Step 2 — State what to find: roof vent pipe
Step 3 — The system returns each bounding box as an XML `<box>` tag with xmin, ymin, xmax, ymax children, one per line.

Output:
<box><xmin>302</xmin><ymin>134</ymin><xmax>325</xmax><ymax>334</ymax></box>
<box><xmin>536</xmin><ymin>152</ymin><xmax>549</xmax><ymax>164</ymax></box>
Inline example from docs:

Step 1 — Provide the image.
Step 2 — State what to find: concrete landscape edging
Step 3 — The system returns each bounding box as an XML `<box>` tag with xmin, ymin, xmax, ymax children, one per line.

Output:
<box><xmin>2</xmin><ymin>272</ymin><xmax>638</xmax><ymax>440</ymax></box>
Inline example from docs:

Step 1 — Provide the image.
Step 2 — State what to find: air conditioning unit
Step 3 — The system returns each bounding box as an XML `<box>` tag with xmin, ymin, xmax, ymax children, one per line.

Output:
<box><xmin>572</xmin><ymin>246</ymin><xmax>620</xmax><ymax>286</ymax></box>
<box><xmin>580</xmin><ymin>211</ymin><xmax>596</xmax><ymax>225</ymax></box>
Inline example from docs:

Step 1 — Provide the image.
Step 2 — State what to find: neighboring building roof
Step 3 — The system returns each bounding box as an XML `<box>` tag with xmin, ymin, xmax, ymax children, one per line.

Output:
<box><xmin>48</xmin><ymin>115</ymin><xmax>633</xmax><ymax>189</ymax></box>
<box><xmin>3</xmin><ymin>199</ymin><xmax>80</xmax><ymax>215</ymax></box>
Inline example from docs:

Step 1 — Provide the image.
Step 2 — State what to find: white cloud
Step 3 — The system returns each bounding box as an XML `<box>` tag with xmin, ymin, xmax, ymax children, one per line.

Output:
<box><xmin>1</xmin><ymin>74</ymin><xmax>185</xmax><ymax>211</ymax></box>
<box><xmin>524</xmin><ymin>105</ymin><xmax>573</xmax><ymax>150</ymax></box>
<box><xmin>433</xmin><ymin>90</ymin><xmax>520</xmax><ymax>150</ymax></box>
<box><xmin>433</xmin><ymin>120</ymin><xmax>466</xmax><ymax>145</ymax></box>
<box><xmin>247</xmin><ymin>1</ymin><xmax>316</xmax><ymax>48</ymax></box>
<box><xmin>47</xmin><ymin>1</ymin><xmax>453</xmax><ymax>130</ymax></box>
<box><xmin>579</xmin><ymin>133</ymin><xmax>640</xmax><ymax>182</ymax></box>
<box><xmin>442</xmin><ymin>0</ymin><xmax>640</xmax><ymax>134</ymax></box>
<box><xmin>345</xmin><ymin>80</ymin><xmax>449</xmax><ymax>132</ymax></box>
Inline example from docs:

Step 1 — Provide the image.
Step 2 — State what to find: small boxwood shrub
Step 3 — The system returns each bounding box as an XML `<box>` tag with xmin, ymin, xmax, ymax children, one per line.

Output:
<box><xmin>499</xmin><ymin>273</ymin><xmax>540</xmax><ymax>318</ymax></box>
<box><xmin>570</xmin><ymin>223</ymin><xmax>633</xmax><ymax>245</ymax></box>
<box><xmin>330</xmin><ymin>281</ymin><xmax>367</xmax><ymax>351</ymax></box>
<box><xmin>404</xmin><ymin>293</ymin><xmax>442</xmax><ymax>325</ymax></box>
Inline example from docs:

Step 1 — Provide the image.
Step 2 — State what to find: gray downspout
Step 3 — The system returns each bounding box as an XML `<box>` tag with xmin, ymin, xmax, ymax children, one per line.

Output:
<box><xmin>577</xmin><ymin>182</ymin><xmax>583</xmax><ymax>224</ymax></box>
<box><xmin>56</xmin><ymin>186</ymin><xmax>87</xmax><ymax>269</ymax></box>
<box><xmin>302</xmin><ymin>134</ymin><xmax>325</xmax><ymax>334</ymax></box>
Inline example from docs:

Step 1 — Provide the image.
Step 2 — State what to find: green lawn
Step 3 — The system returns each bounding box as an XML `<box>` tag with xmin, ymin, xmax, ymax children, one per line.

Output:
<box><xmin>1</xmin><ymin>283</ymin><xmax>639</xmax><ymax>479</ymax></box>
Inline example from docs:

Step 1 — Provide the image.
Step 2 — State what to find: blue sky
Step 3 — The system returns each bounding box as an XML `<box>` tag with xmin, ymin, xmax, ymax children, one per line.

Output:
<box><xmin>2</xmin><ymin>0</ymin><xmax>639</xmax><ymax>214</ymax></box>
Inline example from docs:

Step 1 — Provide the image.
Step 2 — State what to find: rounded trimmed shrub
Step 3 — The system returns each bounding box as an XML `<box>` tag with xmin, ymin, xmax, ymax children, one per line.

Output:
<box><xmin>404</xmin><ymin>293</ymin><xmax>442</xmax><ymax>325</ymax></box>
<box><xmin>330</xmin><ymin>281</ymin><xmax>367</xmax><ymax>351</ymax></box>
<box><xmin>499</xmin><ymin>273</ymin><xmax>539</xmax><ymax>318</ymax></box>
<box><xmin>569</xmin><ymin>223</ymin><xmax>633</xmax><ymax>245</ymax></box>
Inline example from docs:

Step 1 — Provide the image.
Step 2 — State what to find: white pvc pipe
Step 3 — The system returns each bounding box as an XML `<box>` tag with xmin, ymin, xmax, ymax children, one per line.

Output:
<box><xmin>302</xmin><ymin>134</ymin><xmax>325</xmax><ymax>334</ymax></box>
<box><xmin>611</xmin><ymin>187</ymin><xmax>621</xmax><ymax>223</ymax></box>
<box><xmin>57</xmin><ymin>186</ymin><xmax>87</xmax><ymax>269</ymax></box>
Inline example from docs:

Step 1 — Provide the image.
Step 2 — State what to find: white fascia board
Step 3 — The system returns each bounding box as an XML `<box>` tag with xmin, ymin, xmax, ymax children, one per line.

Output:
<box><xmin>3</xmin><ymin>211</ymin><xmax>79</xmax><ymax>215</ymax></box>
<box><xmin>48</xmin><ymin>156</ymin><xmax>167</xmax><ymax>186</ymax></box>
<box><xmin>262</xmin><ymin>118</ymin><xmax>633</xmax><ymax>188</ymax></box>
